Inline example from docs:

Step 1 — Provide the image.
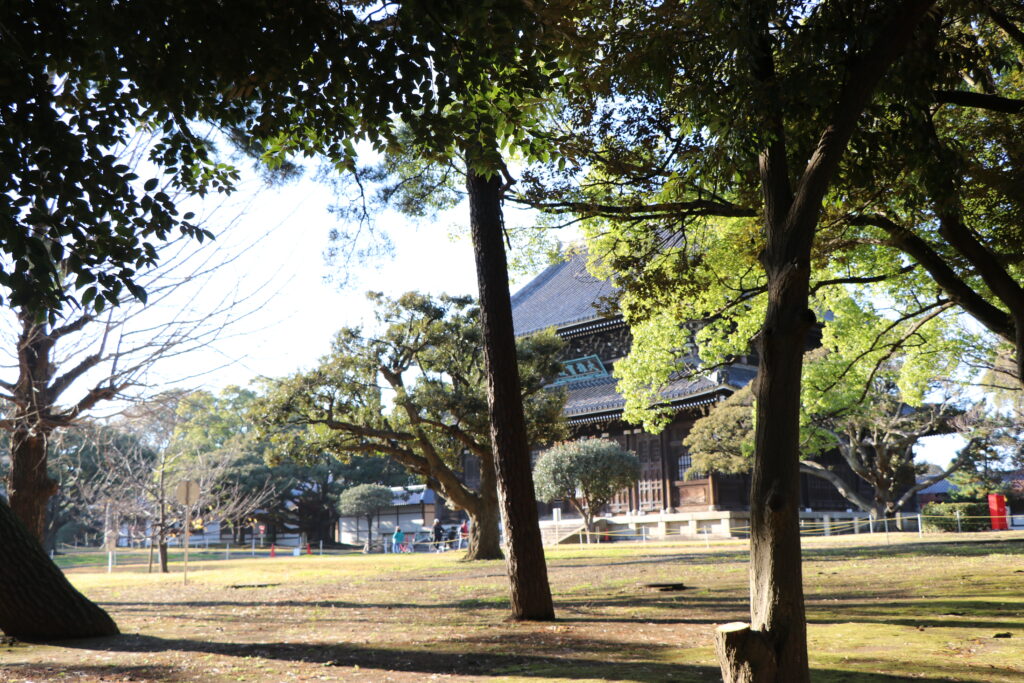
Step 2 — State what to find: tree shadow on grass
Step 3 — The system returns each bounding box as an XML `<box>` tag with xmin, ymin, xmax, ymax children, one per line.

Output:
<box><xmin>801</xmin><ymin>539</ymin><xmax>1024</xmax><ymax>562</ymax></box>
<box><xmin>97</xmin><ymin>592</ymin><xmax>750</xmax><ymax>627</ymax></box>
<box><xmin>63</xmin><ymin>633</ymin><xmax>711</xmax><ymax>681</ymax></box>
<box><xmin>0</xmin><ymin>663</ymin><xmax>183</xmax><ymax>682</ymax></box>
<box><xmin>807</xmin><ymin>597</ymin><xmax>1024</xmax><ymax>631</ymax></box>
<box><xmin>52</xmin><ymin>633</ymin><xmax>1016</xmax><ymax>682</ymax></box>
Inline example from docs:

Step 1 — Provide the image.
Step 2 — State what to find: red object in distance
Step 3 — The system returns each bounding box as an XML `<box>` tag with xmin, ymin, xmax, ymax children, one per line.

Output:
<box><xmin>988</xmin><ymin>493</ymin><xmax>1008</xmax><ymax>531</ymax></box>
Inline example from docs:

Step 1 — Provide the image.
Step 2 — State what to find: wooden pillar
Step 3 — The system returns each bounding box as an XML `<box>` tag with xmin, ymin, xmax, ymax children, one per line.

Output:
<box><xmin>660</xmin><ymin>427</ymin><xmax>672</xmax><ymax>511</ymax></box>
<box><xmin>709</xmin><ymin>472</ymin><xmax>721</xmax><ymax>510</ymax></box>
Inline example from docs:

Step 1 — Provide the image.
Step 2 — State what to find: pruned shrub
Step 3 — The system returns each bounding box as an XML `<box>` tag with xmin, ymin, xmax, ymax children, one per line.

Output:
<box><xmin>921</xmin><ymin>502</ymin><xmax>991</xmax><ymax>532</ymax></box>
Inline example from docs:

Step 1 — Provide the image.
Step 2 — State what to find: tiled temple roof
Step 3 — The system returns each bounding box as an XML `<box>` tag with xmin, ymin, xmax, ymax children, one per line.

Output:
<box><xmin>562</xmin><ymin>366</ymin><xmax>755</xmax><ymax>422</ymax></box>
<box><xmin>513</xmin><ymin>250</ymin><xmax>757</xmax><ymax>421</ymax></box>
<box><xmin>511</xmin><ymin>251</ymin><xmax>619</xmax><ymax>336</ymax></box>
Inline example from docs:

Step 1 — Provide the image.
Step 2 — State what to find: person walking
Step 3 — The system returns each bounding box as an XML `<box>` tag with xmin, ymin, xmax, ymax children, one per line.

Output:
<box><xmin>392</xmin><ymin>527</ymin><xmax>406</xmax><ymax>554</ymax></box>
<box><xmin>431</xmin><ymin>519</ymin><xmax>444</xmax><ymax>552</ymax></box>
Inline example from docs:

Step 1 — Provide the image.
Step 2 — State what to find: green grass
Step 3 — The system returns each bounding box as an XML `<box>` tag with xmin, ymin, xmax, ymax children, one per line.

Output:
<box><xmin>2</xmin><ymin>531</ymin><xmax>1022</xmax><ymax>682</ymax></box>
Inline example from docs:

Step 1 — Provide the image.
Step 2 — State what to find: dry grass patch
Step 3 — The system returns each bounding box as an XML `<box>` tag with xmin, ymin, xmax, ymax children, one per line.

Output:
<box><xmin>1</xmin><ymin>533</ymin><xmax>1021</xmax><ymax>681</ymax></box>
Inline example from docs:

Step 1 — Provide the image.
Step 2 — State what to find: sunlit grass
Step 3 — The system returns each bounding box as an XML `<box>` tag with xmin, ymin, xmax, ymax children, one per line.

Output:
<box><xmin>3</xmin><ymin>532</ymin><xmax>1022</xmax><ymax>682</ymax></box>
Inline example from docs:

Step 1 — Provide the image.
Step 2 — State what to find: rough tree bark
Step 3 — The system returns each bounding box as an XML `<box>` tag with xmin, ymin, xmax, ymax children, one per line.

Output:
<box><xmin>7</xmin><ymin>428</ymin><xmax>56</xmax><ymax>542</ymax></box>
<box><xmin>467</xmin><ymin>164</ymin><xmax>555</xmax><ymax>620</ymax></box>
<box><xmin>467</xmin><ymin>451</ymin><xmax>503</xmax><ymax>560</ymax></box>
<box><xmin>0</xmin><ymin>497</ymin><xmax>119</xmax><ymax>641</ymax></box>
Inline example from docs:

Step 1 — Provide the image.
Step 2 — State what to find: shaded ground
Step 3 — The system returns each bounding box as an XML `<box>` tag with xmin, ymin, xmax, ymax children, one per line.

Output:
<box><xmin>1</xmin><ymin>532</ymin><xmax>1022</xmax><ymax>682</ymax></box>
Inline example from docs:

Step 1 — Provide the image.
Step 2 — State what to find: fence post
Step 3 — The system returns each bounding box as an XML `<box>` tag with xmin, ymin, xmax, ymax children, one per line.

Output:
<box><xmin>225</xmin><ymin>543</ymin><xmax>230</xmax><ymax>560</ymax></box>
<box><xmin>955</xmin><ymin>510</ymin><xmax>962</xmax><ymax>534</ymax></box>
<box><xmin>883</xmin><ymin>516</ymin><xmax>889</xmax><ymax>544</ymax></box>
<box><xmin>824</xmin><ymin>515</ymin><xmax>832</xmax><ymax>537</ymax></box>
<box><xmin>917</xmin><ymin>514</ymin><xmax>923</xmax><ymax>537</ymax></box>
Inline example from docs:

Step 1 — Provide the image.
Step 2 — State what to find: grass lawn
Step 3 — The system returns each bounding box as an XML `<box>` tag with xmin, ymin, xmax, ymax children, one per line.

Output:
<box><xmin>1</xmin><ymin>532</ymin><xmax>1022</xmax><ymax>682</ymax></box>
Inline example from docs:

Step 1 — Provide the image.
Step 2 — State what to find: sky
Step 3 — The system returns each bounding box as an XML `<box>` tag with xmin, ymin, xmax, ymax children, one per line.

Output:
<box><xmin>144</xmin><ymin>167</ymin><xmax>483</xmax><ymax>392</ymax></box>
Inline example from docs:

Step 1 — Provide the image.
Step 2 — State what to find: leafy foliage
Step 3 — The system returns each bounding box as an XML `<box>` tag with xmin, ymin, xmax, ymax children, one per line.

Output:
<box><xmin>921</xmin><ymin>502</ymin><xmax>992</xmax><ymax>533</ymax></box>
<box><xmin>338</xmin><ymin>484</ymin><xmax>394</xmax><ymax>520</ymax></box>
<box><xmin>533</xmin><ymin>439</ymin><xmax>639</xmax><ymax>535</ymax></box>
<box><xmin>251</xmin><ymin>291</ymin><xmax>566</xmax><ymax>559</ymax></box>
<box><xmin>684</xmin><ymin>386</ymin><xmax>756</xmax><ymax>477</ymax></box>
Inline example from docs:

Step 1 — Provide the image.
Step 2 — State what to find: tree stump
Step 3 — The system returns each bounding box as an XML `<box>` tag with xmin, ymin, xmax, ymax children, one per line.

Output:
<box><xmin>715</xmin><ymin>622</ymin><xmax>777</xmax><ymax>683</ymax></box>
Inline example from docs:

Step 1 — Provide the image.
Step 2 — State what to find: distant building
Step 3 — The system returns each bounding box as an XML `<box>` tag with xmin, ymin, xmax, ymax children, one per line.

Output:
<box><xmin>916</xmin><ymin>477</ymin><xmax>955</xmax><ymax>505</ymax></box>
<box><xmin>511</xmin><ymin>250</ymin><xmax>872</xmax><ymax>520</ymax></box>
<box><xmin>335</xmin><ymin>485</ymin><xmax>462</xmax><ymax>548</ymax></box>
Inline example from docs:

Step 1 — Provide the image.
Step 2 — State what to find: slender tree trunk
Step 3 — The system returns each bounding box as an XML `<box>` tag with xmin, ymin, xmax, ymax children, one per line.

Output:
<box><xmin>0</xmin><ymin>497</ymin><xmax>119</xmax><ymax>641</ymax></box>
<box><xmin>745</xmin><ymin>252</ymin><xmax>811</xmax><ymax>682</ymax></box>
<box><xmin>466</xmin><ymin>163</ymin><xmax>554</xmax><ymax>620</ymax></box>
<box><xmin>7</xmin><ymin>428</ymin><xmax>56</xmax><ymax>543</ymax></box>
<box><xmin>572</xmin><ymin>502</ymin><xmax>593</xmax><ymax>544</ymax></box>
<box><xmin>716</xmin><ymin>4</ymin><xmax>935</xmax><ymax>680</ymax></box>
<box><xmin>157</xmin><ymin>494</ymin><xmax>170</xmax><ymax>572</ymax></box>
<box><xmin>718</xmin><ymin>136</ymin><xmax>813</xmax><ymax>682</ymax></box>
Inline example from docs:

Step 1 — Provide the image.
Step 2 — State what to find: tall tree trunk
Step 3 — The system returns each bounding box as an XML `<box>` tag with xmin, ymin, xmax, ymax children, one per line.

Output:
<box><xmin>466</xmin><ymin>164</ymin><xmax>555</xmax><ymax>620</ymax></box>
<box><xmin>0</xmin><ymin>497</ymin><xmax>119</xmax><ymax>641</ymax></box>
<box><xmin>745</xmin><ymin>246</ymin><xmax>812</xmax><ymax>682</ymax></box>
<box><xmin>7</xmin><ymin>428</ymin><xmax>56</xmax><ymax>543</ymax></box>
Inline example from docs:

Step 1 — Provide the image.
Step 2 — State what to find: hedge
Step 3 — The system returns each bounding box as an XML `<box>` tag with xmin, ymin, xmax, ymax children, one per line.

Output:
<box><xmin>921</xmin><ymin>502</ymin><xmax>991</xmax><ymax>532</ymax></box>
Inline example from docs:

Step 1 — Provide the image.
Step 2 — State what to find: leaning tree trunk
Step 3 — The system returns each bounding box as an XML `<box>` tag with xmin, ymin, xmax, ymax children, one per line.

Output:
<box><xmin>463</xmin><ymin>445</ymin><xmax>503</xmax><ymax>560</ymax></box>
<box><xmin>465</xmin><ymin>499</ymin><xmax>503</xmax><ymax>560</ymax></box>
<box><xmin>467</xmin><ymin>163</ymin><xmax>555</xmax><ymax>620</ymax></box>
<box><xmin>0</xmin><ymin>496</ymin><xmax>119</xmax><ymax>641</ymax></box>
<box><xmin>7</xmin><ymin>427</ymin><xmax>57</xmax><ymax>543</ymax></box>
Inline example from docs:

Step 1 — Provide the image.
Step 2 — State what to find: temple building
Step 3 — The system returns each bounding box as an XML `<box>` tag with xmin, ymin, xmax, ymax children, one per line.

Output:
<box><xmin>511</xmin><ymin>250</ymin><xmax>873</xmax><ymax>524</ymax></box>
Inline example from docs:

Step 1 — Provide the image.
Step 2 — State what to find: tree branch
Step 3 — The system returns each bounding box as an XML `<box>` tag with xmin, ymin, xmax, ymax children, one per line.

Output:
<box><xmin>850</xmin><ymin>213</ymin><xmax>1015</xmax><ymax>341</ymax></box>
<box><xmin>894</xmin><ymin>437</ymin><xmax>978</xmax><ymax>509</ymax></box>
<box><xmin>526</xmin><ymin>199</ymin><xmax>757</xmax><ymax>220</ymax></box>
<box><xmin>787</xmin><ymin>0</ymin><xmax>937</xmax><ymax>244</ymax></box>
<box><xmin>799</xmin><ymin>460</ymin><xmax>872</xmax><ymax>512</ymax></box>
<box><xmin>49</xmin><ymin>314</ymin><xmax>94</xmax><ymax>341</ymax></box>
<box><xmin>46</xmin><ymin>353</ymin><xmax>103</xmax><ymax>404</ymax></box>
<box><xmin>810</xmin><ymin>264</ymin><xmax>917</xmax><ymax>294</ymax></box>
<box><xmin>933</xmin><ymin>89</ymin><xmax>1024</xmax><ymax>113</ymax></box>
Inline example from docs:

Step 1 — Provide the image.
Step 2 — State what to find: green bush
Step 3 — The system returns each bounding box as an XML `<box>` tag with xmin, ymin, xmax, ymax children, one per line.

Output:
<box><xmin>921</xmin><ymin>502</ymin><xmax>991</xmax><ymax>532</ymax></box>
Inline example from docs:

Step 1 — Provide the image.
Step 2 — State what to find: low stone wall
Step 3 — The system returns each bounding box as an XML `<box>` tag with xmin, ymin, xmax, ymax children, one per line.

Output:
<box><xmin>539</xmin><ymin>509</ymin><xmax>893</xmax><ymax>543</ymax></box>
